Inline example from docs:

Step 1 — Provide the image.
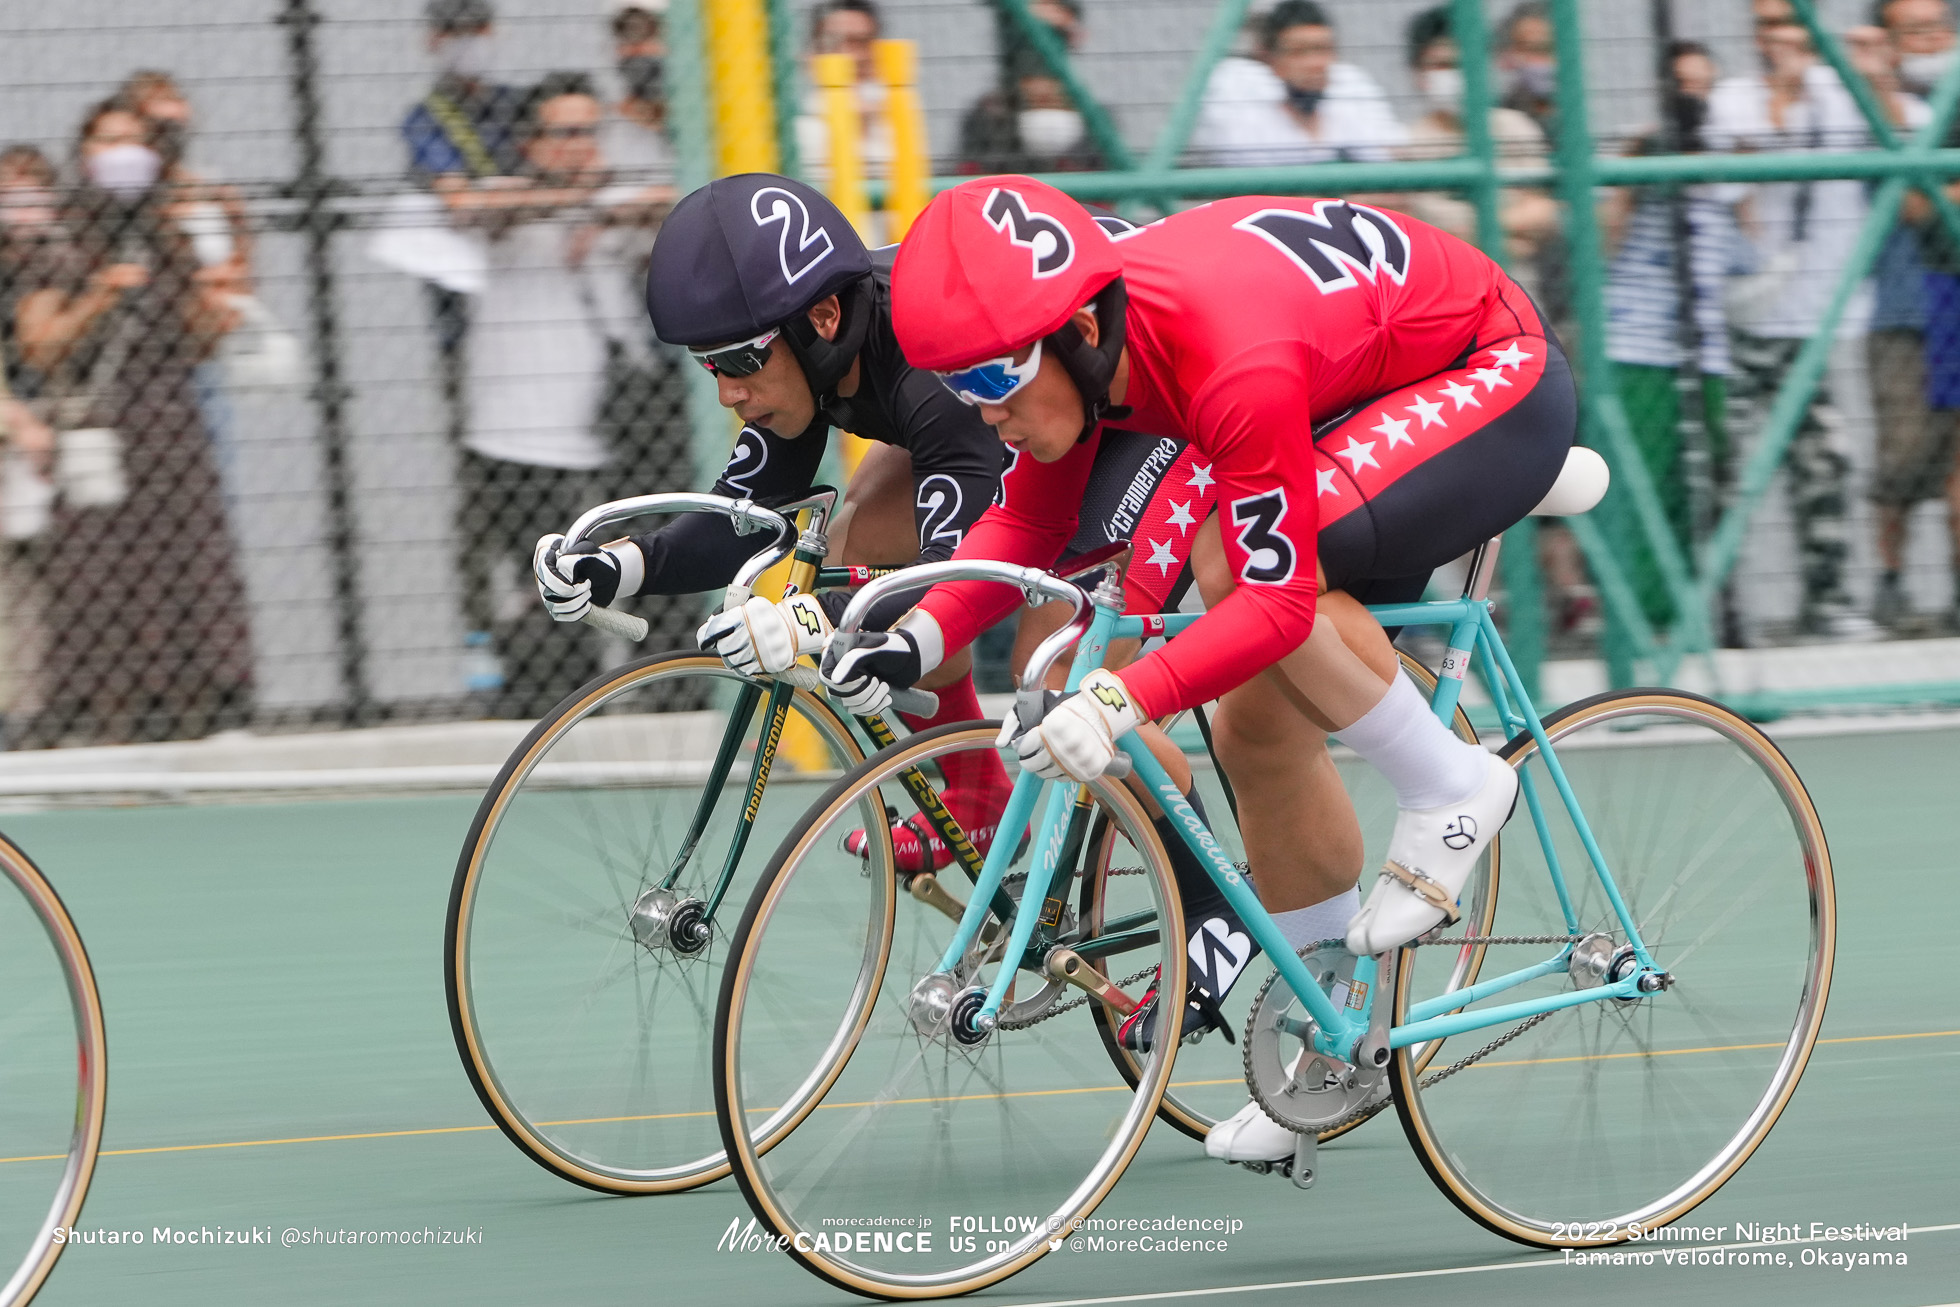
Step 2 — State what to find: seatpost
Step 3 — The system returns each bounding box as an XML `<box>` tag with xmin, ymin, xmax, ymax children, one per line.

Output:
<box><xmin>1461</xmin><ymin>536</ymin><xmax>1504</xmax><ymax>601</ymax></box>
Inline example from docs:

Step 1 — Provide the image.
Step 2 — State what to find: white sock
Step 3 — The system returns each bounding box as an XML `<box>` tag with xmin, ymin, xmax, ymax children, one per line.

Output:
<box><xmin>1273</xmin><ymin>888</ymin><xmax>1362</xmax><ymax>953</ymax></box>
<box><xmin>1336</xmin><ymin>673</ymin><xmax>1489</xmax><ymax>810</ymax></box>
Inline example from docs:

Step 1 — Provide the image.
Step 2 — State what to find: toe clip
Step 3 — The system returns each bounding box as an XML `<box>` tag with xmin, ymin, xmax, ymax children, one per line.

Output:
<box><xmin>1382</xmin><ymin>860</ymin><xmax>1462</xmax><ymax>925</ymax></box>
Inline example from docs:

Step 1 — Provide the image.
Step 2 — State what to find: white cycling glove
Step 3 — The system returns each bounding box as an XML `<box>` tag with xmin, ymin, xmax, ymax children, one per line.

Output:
<box><xmin>1000</xmin><ymin>668</ymin><xmax>1145</xmax><ymax>783</ymax></box>
<box><xmin>698</xmin><ymin>592</ymin><xmax>832</xmax><ymax>677</ymax></box>
<box><xmin>534</xmin><ymin>534</ymin><xmax>644</xmax><ymax>623</ymax></box>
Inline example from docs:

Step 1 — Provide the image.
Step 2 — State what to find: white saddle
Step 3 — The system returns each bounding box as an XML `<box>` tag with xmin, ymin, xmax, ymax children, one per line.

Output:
<box><xmin>1530</xmin><ymin>446</ymin><xmax>1610</xmax><ymax>517</ymax></box>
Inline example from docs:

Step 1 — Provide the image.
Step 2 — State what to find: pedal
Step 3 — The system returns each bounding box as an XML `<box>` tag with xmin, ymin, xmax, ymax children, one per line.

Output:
<box><xmin>1233</xmin><ymin>1134</ymin><xmax>1316</xmax><ymax>1190</ymax></box>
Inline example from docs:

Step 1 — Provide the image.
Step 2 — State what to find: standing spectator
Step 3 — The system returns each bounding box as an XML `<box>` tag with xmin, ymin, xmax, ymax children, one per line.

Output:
<box><xmin>119</xmin><ymin>71</ymin><xmax>259</xmax><ymax>495</ymax></box>
<box><xmin>1600</xmin><ymin>42</ymin><xmax>1750</xmax><ymax>631</ymax></box>
<box><xmin>450</xmin><ymin>73</ymin><xmax>664</xmax><ymax>716</ymax></box>
<box><xmin>957</xmin><ymin>1</ymin><xmax>1108</xmax><ymax>175</ymax></box>
<box><xmin>0</xmin><ymin>146</ymin><xmax>63</xmax><ymax>730</ymax></box>
<box><xmin>604</xmin><ymin>0</ymin><xmax>677</xmax><ymax>187</ymax></box>
<box><xmin>1884</xmin><ymin>0</ymin><xmax>1960</xmax><ymax>631</ymax></box>
<box><xmin>403</xmin><ymin>0</ymin><xmax>526</xmax><ymax>694</ymax></box>
<box><xmin>1708</xmin><ymin>2</ymin><xmax>1883</xmax><ymax>640</ymax></box>
<box><xmin>1496</xmin><ymin>1</ymin><xmax>1558</xmax><ymax>137</ymax></box>
<box><xmin>795</xmin><ymin>1</ymin><xmax>893</xmax><ymax>193</ymax></box>
<box><xmin>1397</xmin><ymin>6</ymin><xmax>1560</xmax><ymax>281</ymax></box>
<box><xmin>403</xmin><ymin>0</ymin><xmax>525</xmax><ymax>189</ymax></box>
<box><xmin>1190</xmin><ymin>1</ymin><xmax>1404</xmax><ymax>168</ymax></box>
<box><xmin>7</xmin><ymin>102</ymin><xmax>251</xmax><ymax>743</ymax></box>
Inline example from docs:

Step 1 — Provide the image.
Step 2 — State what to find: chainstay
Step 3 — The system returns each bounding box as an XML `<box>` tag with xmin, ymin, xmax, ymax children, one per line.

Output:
<box><xmin>998</xmin><ymin>965</ymin><xmax>1158</xmax><ymax>1030</ymax></box>
<box><xmin>1416</xmin><ymin>933</ymin><xmax>1578</xmax><ymax>945</ymax></box>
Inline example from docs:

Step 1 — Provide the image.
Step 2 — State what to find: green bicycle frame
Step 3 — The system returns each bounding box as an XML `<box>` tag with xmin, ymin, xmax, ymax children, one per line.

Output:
<box><xmin>657</xmin><ymin>548</ymin><xmax>992</xmax><ymax>926</ymax></box>
<box><xmin>936</xmin><ymin>583</ymin><xmax>1668</xmax><ymax>1060</ymax></box>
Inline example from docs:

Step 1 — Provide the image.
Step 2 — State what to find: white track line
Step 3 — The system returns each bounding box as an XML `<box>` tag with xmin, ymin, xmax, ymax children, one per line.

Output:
<box><xmin>998</xmin><ymin>1223</ymin><xmax>1960</xmax><ymax>1307</ymax></box>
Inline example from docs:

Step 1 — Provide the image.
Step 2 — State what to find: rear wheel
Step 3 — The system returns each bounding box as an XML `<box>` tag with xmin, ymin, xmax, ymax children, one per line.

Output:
<box><xmin>1391</xmin><ymin>690</ymin><xmax>1833</xmax><ymax>1244</ymax></box>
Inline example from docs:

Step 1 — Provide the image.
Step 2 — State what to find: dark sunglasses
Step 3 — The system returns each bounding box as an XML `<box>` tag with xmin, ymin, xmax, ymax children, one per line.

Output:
<box><xmin>689</xmin><ymin>328</ymin><xmax>780</xmax><ymax>377</ymax></box>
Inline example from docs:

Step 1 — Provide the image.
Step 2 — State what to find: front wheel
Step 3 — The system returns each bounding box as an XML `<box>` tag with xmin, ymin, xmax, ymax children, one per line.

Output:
<box><xmin>715</xmin><ymin>724</ymin><xmax>1186</xmax><ymax>1299</ymax></box>
<box><xmin>446</xmin><ymin>652</ymin><xmax>862</xmax><ymax>1194</ymax></box>
<box><xmin>1390</xmin><ymin>689</ymin><xmax>1834</xmax><ymax>1245</ymax></box>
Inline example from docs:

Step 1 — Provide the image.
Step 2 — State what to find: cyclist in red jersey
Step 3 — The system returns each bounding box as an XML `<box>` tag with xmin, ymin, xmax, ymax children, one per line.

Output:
<box><xmin>820</xmin><ymin>176</ymin><xmax>1576</xmax><ymax>1163</ymax></box>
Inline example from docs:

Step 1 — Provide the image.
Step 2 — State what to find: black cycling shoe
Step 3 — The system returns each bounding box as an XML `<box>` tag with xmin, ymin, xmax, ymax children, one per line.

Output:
<box><xmin>1117</xmin><ymin>974</ymin><xmax>1237</xmax><ymax>1053</ymax></box>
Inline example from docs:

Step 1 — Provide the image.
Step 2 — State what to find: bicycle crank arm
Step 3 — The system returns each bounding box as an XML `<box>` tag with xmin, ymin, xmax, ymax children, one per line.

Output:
<box><xmin>1043</xmin><ymin>947</ymin><xmax>1140</xmax><ymax>1014</ymax></box>
<box><xmin>904</xmin><ymin>872</ymin><xmax>967</xmax><ymax>924</ymax></box>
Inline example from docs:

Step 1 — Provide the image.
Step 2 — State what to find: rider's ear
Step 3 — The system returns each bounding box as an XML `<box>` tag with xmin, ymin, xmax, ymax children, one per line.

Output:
<box><xmin>1071</xmin><ymin>305</ymin><xmax>1099</xmax><ymax>350</ymax></box>
<box><xmin>808</xmin><ymin>294</ymin><xmax>843</xmax><ymax>343</ymax></box>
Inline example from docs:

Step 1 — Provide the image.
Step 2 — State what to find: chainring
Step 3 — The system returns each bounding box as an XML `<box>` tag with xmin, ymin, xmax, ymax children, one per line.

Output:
<box><xmin>1242</xmin><ymin>941</ymin><xmax>1386</xmax><ymax>1133</ymax></box>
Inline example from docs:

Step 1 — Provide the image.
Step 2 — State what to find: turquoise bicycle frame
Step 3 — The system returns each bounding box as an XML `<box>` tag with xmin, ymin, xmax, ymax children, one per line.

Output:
<box><xmin>930</xmin><ymin>583</ymin><xmax>1667</xmax><ymax>1061</ymax></box>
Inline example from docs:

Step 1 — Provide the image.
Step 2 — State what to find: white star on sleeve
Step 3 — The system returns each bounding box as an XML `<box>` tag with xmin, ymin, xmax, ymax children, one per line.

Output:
<box><xmin>1186</xmin><ymin>463</ymin><xmax>1215</xmax><ymax>494</ymax></box>
<box><xmin>1146</xmin><ymin>538</ymin><xmax>1178</xmax><ymax>576</ymax></box>
<box><xmin>1165</xmin><ymin>499</ymin><xmax>1196</xmax><ymax>534</ymax></box>
<box><xmin>1316</xmin><ymin>467</ymin><xmax>1339</xmax><ymax>497</ymax></box>
<box><xmin>1470</xmin><ymin>366</ymin><xmax>1514</xmax><ymax>392</ymax></box>
<box><xmin>1487</xmin><ymin>340</ymin><xmax>1532</xmax><ymax>370</ymax></box>
<box><xmin>1441</xmin><ymin>379</ymin><xmax>1482</xmax><ymax>410</ymax></box>
<box><xmin>1335</xmin><ymin>435</ymin><xmax>1379</xmax><ymax>472</ymax></box>
<box><xmin>1370</xmin><ymin>411</ymin><xmax>1414</xmax><ymax>448</ymax></box>
<box><xmin>1406</xmin><ymin>393</ymin><xmax>1446</xmax><ymax>428</ymax></box>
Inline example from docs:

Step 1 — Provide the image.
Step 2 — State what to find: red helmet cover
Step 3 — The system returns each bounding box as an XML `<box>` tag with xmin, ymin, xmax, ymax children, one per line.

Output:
<box><xmin>891</xmin><ymin>176</ymin><xmax>1123</xmax><ymax>371</ymax></box>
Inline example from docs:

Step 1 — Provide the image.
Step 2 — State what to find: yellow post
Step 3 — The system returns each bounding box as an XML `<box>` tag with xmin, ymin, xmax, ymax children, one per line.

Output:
<box><xmin>813</xmin><ymin>52</ymin><xmax>871</xmax><ymax>235</ymax></box>
<box><xmin>703</xmin><ymin>0</ymin><xmax>779</xmax><ymax>175</ymax></box>
<box><xmin>875</xmin><ymin>39</ymin><xmax>931</xmax><ymax>239</ymax></box>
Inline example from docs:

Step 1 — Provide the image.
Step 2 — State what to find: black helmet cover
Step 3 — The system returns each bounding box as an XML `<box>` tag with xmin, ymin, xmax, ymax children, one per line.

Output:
<box><xmin>646</xmin><ymin>173</ymin><xmax>873</xmax><ymax>395</ymax></box>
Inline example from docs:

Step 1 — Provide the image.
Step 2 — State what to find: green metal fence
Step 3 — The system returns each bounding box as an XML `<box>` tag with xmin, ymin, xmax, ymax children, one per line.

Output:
<box><xmin>666</xmin><ymin>0</ymin><xmax>1960</xmax><ymax>717</ymax></box>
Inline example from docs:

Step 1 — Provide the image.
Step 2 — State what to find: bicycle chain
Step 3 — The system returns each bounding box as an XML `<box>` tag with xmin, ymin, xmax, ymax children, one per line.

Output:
<box><xmin>1415</xmin><ymin>1009</ymin><xmax>1554</xmax><ymax>1087</ymax></box>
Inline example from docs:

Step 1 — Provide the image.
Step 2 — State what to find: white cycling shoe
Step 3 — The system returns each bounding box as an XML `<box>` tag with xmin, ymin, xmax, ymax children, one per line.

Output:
<box><xmin>1346</xmin><ymin>751</ymin><xmax>1518</xmax><ymax>956</ymax></box>
<box><xmin>1204</xmin><ymin>1098</ymin><xmax>1300</xmax><ymax>1163</ymax></box>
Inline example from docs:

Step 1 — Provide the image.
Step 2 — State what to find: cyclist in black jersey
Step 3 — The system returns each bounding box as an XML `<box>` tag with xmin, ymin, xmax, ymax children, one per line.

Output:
<box><xmin>530</xmin><ymin>174</ymin><xmax>1018</xmax><ymax>869</ymax></box>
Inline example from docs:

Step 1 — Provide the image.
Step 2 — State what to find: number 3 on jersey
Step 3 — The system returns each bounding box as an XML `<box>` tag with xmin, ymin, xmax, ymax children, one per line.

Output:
<box><xmin>1229</xmin><ymin>488</ymin><xmax>1297</xmax><ymax>584</ymax></box>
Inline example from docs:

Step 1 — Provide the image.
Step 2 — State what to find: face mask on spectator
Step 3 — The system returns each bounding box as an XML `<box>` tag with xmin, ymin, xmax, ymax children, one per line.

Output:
<box><xmin>857</xmin><ymin>79</ymin><xmax>888</xmax><ymax>112</ymax></box>
<box><xmin>1900</xmin><ymin>48</ymin><xmax>1955</xmax><ymax>93</ymax></box>
<box><xmin>619</xmin><ymin>54</ymin><xmax>664</xmax><ymax>102</ymax></box>
<box><xmin>1018</xmin><ymin>107</ymin><xmax>1085</xmax><ymax>157</ymax></box>
<box><xmin>0</xmin><ymin>187</ymin><xmax>56</xmax><ymax>228</ymax></box>
<box><xmin>1509</xmin><ymin>61</ymin><xmax>1556</xmax><ymax>98</ymax></box>
<box><xmin>1419</xmin><ymin>67</ymin><xmax>1464</xmax><ymax>112</ymax></box>
<box><xmin>86</xmin><ymin>144</ymin><xmax>161</xmax><ymax>198</ymax></box>
<box><xmin>437</xmin><ymin>34</ymin><xmax>494</xmax><ymax>80</ymax></box>
<box><xmin>1284</xmin><ymin>84</ymin><xmax>1324</xmax><ymax>118</ymax></box>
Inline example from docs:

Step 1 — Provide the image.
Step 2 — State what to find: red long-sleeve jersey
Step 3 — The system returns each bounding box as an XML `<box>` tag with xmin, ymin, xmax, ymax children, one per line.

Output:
<box><xmin>919</xmin><ymin>196</ymin><xmax>1535</xmax><ymax>719</ymax></box>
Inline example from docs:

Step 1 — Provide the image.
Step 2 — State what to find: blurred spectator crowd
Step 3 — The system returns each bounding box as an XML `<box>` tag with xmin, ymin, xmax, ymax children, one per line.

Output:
<box><xmin>2</xmin><ymin>0</ymin><xmax>1959</xmax><ymax>748</ymax></box>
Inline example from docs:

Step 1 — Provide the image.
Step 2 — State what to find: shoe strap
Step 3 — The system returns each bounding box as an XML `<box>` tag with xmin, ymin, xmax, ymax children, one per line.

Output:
<box><xmin>1382</xmin><ymin>859</ymin><xmax>1463</xmax><ymax>924</ymax></box>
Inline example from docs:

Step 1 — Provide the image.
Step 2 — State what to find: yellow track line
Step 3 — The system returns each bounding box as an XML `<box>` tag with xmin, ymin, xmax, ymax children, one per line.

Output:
<box><xmin>0</xmin><ymin>1029</ymin><xmax>1948</xmax><ymax>1166</ymax></box>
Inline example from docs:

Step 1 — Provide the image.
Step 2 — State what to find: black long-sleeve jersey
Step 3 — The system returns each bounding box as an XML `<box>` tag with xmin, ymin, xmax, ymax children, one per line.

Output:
<box><xmin>629</xmin><ymin>245</ymin><xmax>1009</xmax><ymax>628</ymax></box>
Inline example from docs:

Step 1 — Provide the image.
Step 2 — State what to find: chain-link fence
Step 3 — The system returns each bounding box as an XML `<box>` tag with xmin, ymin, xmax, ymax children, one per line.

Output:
<box><xmin>1</xmin><ymin>0</ymin><xmax>1956</xmax><ymax>750</ymax></box>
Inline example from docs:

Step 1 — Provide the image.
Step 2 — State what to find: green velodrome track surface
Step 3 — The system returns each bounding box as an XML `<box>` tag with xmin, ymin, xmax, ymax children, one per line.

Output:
<box><xmin>8</xmin><ymin>725</ymin><xmax>1958</xmax><ymax>1307</ymax></box>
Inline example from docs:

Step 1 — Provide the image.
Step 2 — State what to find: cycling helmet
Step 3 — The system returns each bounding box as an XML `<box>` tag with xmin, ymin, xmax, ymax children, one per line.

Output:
<box><xmin>891</xmin><ymin>175</ymin><xmax>1130</xmax><ymax>440</ymax></box>
<box><xmin>646</xmin><ymin>173</ymin><xmax>874</xmax><ymax>396</ymax></box>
